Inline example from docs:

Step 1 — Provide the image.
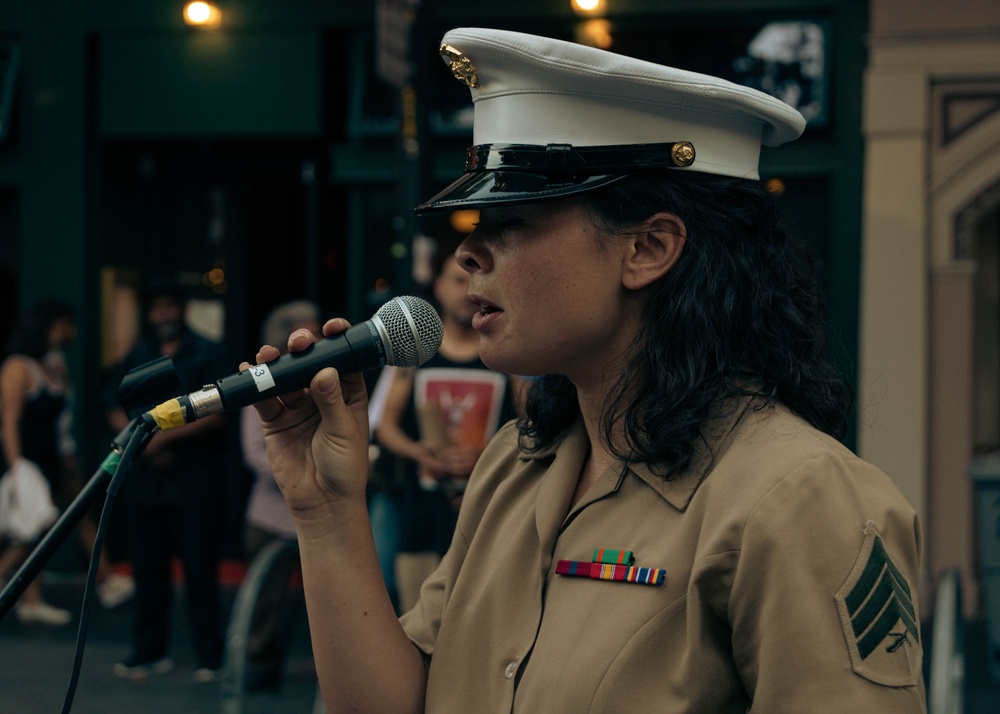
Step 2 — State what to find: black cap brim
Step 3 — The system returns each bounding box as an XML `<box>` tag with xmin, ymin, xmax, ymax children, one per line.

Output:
<box><xmin>414</xmin><ymin>170</ymin><xmax>628</xmax><ymax>215</ymax></box>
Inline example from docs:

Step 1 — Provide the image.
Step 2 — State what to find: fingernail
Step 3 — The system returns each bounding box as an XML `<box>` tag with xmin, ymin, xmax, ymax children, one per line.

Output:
<box><xmin>317</xmin><ymin>373</ymin><xmax>336</xmax><ymax>393</ymax></box>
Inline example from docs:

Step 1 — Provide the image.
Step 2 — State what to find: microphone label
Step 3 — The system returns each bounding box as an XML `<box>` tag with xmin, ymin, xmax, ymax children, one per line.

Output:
<box><xmin>366</xmin><ymin>321</ymin><xmax>387</xmax><ymax>363</ymax></box>
<box><xmin>249</xmin><ymin>363</ymin><xmax>277</xmax><ymax>392</ymax></box>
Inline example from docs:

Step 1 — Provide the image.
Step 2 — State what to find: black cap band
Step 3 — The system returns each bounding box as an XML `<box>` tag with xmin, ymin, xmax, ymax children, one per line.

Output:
<box><xmin>465</xmin><ymin>141</ymin><xmax>696</xmax><ymax>176</ymax></box>
<box><xmin>415</xmin><ymin>141</ymin><xmax>696</xmax><ymax>215</ymax></box>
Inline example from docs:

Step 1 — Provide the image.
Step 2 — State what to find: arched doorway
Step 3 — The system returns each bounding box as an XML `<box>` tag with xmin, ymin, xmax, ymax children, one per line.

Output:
<box><xmin>928</xmin><ymin>88</ymin><xmax>1000</xmax><ymax>615</ymax></box>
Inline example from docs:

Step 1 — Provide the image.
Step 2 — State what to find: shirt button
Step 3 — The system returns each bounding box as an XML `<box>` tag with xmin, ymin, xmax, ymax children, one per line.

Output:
<box><xmin>504</xmin><ymin>661</ymin><xmax>517</xmax><ymax>679</ymax></box>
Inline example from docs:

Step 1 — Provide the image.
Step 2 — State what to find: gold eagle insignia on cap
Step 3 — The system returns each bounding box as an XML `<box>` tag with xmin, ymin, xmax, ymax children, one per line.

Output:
<box><xmin>440</xmin><ymin>44</ymin><xmax>479</xmax><ymax>88</ymax></box>
<box><xmin>671</xmin><ymin>141</ymin><xmax>696</xmax><ymax>167</ymax></box>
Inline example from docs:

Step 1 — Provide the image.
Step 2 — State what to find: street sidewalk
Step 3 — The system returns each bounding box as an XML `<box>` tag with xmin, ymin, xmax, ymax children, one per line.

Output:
<box><xmin>0</xmin><ymin>571</ymin><xmax>318</xmax><ymax>714</ymax></box>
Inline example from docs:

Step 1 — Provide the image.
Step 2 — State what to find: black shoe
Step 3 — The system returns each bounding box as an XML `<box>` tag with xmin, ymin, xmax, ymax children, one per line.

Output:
<box><xmin>244</xmin><ymin>662</ymin><xmax>284</xmax><ymax>692</ymax></box>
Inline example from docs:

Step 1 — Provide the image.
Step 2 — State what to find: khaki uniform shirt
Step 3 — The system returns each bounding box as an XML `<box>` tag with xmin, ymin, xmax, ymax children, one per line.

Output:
<box><xmin>400</xmin><ymin>403</ymin><xmax>926</xmax><ymax>712</ymax></box>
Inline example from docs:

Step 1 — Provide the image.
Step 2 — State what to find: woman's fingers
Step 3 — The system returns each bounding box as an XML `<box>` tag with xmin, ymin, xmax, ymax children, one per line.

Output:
<box><xmin>247</xmin><ymin>318</ymin><xmax>365</xmax><ymax>427</ymax></box>
<box><xmin>254</xmin><ymin>343</ymin><xmax>282</xmax><ymax>364</ymax></box>
<box><xmin>310</xmin><ymin>367</ymin><xmax>365</xmax><ymax>441</ymax></box>
<box><xmin>321</xmin><ymin>317</ymin><xmax>351</xmax><ymax>338</ymax></box>
<box><xmin>242</xmin><ymin>359</ymin><xmax>285</xmax><ymax>422</ymax></box>
<box><xmin>286</xmin><ymin>327</ymin><xmax>320</xmax><ymax>354</ymax></box>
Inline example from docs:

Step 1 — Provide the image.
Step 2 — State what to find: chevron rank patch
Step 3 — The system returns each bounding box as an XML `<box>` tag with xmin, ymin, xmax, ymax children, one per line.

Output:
<box><xmin>835</xmin><ymin>522</ymin><xmax>920</xmax><ymax>687</ymax></box>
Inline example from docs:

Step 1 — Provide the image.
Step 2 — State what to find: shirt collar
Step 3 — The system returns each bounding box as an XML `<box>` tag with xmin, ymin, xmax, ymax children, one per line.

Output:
<box><xmin>517</xmin><ymin>398</ymin><xmax>758</xmax><ymax>511</ymax></box>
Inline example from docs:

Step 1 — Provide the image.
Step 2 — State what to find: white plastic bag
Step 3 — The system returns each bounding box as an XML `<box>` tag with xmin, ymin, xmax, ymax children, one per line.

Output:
<box><xmin>0</xmin><ymin>458</ymin><xmax>59</xmax><ymax>541</ymax></box>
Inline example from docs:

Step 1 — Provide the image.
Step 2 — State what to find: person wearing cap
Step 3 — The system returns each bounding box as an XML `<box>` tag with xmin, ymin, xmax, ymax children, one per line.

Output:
<box><xmin>249</xmin><ymin>29</ymin><xmax>925</xmax><ymax>713</ymax></box>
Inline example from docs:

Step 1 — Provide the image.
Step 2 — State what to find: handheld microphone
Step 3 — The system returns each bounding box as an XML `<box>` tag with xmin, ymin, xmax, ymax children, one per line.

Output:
<box><xmin>146</xmin><ymin>295</ymin><xmax>443</xmax><ymax>432</ymax></box>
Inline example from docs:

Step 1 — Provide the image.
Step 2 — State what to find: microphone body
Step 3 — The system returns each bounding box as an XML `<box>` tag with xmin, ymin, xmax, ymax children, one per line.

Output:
<box><xmin>146</xmin><ymin>296</ymin><xmax>443</xmax><ymax>431</ymax></box>
<box><xmin>216</xmin><ymin>320</ymin><xmax>386</xmax><ymax>411</ymax></box>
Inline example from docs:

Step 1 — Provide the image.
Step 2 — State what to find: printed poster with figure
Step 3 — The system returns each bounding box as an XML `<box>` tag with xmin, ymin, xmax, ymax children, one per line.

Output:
<box><xmin>413</xmin><ymin>368</ymin><xmax>508</xmax><ymax>456</ymax></box>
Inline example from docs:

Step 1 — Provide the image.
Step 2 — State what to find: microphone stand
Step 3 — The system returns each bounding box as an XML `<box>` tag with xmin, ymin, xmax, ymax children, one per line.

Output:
<box><xmin>0</xmin><ymin>418</ymin><xmax>153</xmax><ymax>622</ymax></box>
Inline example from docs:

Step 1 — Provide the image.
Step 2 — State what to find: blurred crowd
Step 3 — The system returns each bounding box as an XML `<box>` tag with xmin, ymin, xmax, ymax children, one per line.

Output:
<box><xmin>0</xmin><ymin>240</ymin><xmax>485</xmax><ymax>690</ymax></box>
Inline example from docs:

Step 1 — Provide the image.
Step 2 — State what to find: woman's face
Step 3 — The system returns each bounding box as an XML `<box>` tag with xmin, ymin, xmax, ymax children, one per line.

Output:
<box><xmin>48</xmin><ymin>317</ymin><xmax>77</xmax><ymax>349</ymax></box>
<box><xmin>433</xmin><ymin>255</ymin><xmax>477</xmax><ymax>328</ymax></box>
<box><xmin>455</xmin><ymin>198</ymin><xmax>639</xmax><ymax>386</ymax></box>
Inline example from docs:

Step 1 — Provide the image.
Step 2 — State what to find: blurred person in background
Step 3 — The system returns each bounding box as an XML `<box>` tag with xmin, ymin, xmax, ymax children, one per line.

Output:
<box><xmin>374</xmin><ymin>240</ymin><xmax>524</xmax><ymax>612</ymax></box>
<box><xmin>365</xmin><ymin>363</ymin><xmax>403</xmax><ymax>610</ymax></box>
<box><xmin>105</xmin><ymin>279</ymin><xmax>228</xmax><ymax>682</ymax></box>
<box><xmin>1</xmin><ymin>300</ymin><xmax>74</xmax><ymax>626</ymax></box>
<box><xmin>1</xmin><ymin>299</ymin><xmax>133</xmax><ymax>626</ymax></box>
<box><xmin>237</xmin><ymin>299</ymin><xmax>321</xmax><ymax>690</ymax></box>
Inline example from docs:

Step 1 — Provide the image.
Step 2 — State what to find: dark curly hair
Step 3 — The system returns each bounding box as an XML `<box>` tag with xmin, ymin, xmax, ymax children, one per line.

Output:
<box><xmin>517</xmin><ymin>172</ymin><xmax>853</xmax><ymax>477</ymax></box>
<box><xmin>6</xmin><ymin>299</ymin><xmax>76</xmax><ymax>361</ymax></box>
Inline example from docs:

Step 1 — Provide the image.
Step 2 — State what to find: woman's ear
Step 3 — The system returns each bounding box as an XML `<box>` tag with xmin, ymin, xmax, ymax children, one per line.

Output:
<box><xmin>621</xmin><ymin>212</ymin><xmax>686</xmax><ymax>290</ymax></box>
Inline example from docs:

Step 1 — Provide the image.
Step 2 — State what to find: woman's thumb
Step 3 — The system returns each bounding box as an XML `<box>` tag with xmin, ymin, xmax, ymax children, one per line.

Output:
<box><xmin>311</xmin><ymin>367</ymin><xmax>360</xmax><ymax>438</ymax></box>
<box><xmin>312</xmin><ymin>368</ymin><xmax>344</xmax><ymax>411</ymax></box>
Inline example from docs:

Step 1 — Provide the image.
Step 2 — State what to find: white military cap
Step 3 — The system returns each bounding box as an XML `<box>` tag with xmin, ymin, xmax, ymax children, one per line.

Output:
<box><xmin>416</xmin><ymin>28</ymin><xmax>806</xmax><ymax>214</ymax></box>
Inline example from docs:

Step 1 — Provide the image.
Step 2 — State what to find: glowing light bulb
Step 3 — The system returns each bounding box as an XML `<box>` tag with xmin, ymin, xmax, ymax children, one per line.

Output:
<box><xmin>571</xmin><ymin>0</ymin><xmax>606</xmax><ymax>15</ymax></box>
<box><xmin>184</xmin><ymin>2</ymin><xmax>221</xmax><ymax>27</ymax></box>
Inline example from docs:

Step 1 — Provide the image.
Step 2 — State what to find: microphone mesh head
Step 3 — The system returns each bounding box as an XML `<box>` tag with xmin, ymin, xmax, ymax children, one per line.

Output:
<box><xmin>375</xmin><ymin>296</ymin><xmax>443</xmax><ymax>367</ymax></box>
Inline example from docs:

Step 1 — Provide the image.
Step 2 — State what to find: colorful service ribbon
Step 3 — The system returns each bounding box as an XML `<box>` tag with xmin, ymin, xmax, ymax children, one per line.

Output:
<box><xmin>556</xmin><ymin>559</ymin><xmax>665</xmax><ymax>586</ymax></box>
<box><xmin>592</xmin><ymin>548</ymin><xmax>635</xmax><ymax>565</ymax></box>
<box><xmin>555</xmin><ymin>560</ymin><xmax>593</xmax><ymax>578</ymax></box>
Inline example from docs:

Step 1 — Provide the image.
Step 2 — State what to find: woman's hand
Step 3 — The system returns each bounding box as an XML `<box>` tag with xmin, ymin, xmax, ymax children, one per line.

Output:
<box><xmin>248</xmin><ymin>319</ymin><xmax>371</xmax><ymax>531</ymax></box>
<box><xmin>412</xmin><ymin>441</ymin><xmax>449</xmax><ymax>479</ymax></box>
<box><xmin>435</xmin><ymin>444</ymin><xmax>481</xmax><ymax>479</ymax></box>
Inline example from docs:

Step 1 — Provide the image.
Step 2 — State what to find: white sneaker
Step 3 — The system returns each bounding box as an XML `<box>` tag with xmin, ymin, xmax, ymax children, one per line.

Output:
<box><xmin>15</xmin><ymin>600</ymin><xmax>72</xmax><ymax>626</ymax></box>
<box><xmin>193</xmin><ymin>666</ymin><xmax>222</xmax><ymax>683</ymax></box>
<box><xmin>112</xmin><ymin>655</ymin><xmax>175</xmax><ymax>682</ymax></box>
<box><xmin>98</xmin><ymin>573</ymin><xmax>136</xmax><ymax>609</ymax></box>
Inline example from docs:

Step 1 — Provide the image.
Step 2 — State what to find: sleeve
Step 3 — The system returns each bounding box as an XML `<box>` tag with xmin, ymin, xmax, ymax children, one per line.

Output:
<box><xmin>239</xmin><ymin>406</ymin><xmax>272</xmax><ymax>483</ymax></box>
<box><xmin>367</xmin><ymin>366</ymin><xmax>398</xmax><ymax>438</ymax></box>
<box><xmin>728</xmin><ymin>454</ymin><xmax>926</xmax><ymax>712</ymax></box>
<box><xmin>397</xmin><ymin>533</ymin><xmax>468</xmax><ymax>658</ymax></box>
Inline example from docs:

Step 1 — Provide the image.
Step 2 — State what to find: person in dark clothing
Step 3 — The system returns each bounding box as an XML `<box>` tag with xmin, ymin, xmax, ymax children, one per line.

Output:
<box><xmin>105</xmin><ymin>279</ymin><xmax>229</xmax><ymax>682</ymax></box>
<box><xmin>374</xmin><ymin>243</ymin><xmax>524</xmax><ymax>611</ymax></box>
